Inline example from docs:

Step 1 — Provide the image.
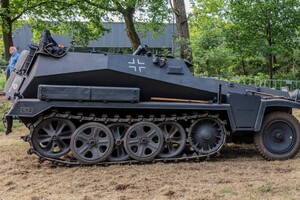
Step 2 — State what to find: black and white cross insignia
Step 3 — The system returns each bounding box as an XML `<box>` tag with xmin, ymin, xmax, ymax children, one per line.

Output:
<box><xmin>128</xmin><ymin>58</ymin><xmax>146</xmax><ymax>72</ymax></box>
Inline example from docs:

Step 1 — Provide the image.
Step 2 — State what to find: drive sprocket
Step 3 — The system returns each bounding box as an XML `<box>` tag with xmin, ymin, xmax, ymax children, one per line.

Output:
<box><xmin>188</xmin><ymin>116</ymin><xmax>226</xmax><ymax>154</ymax></box>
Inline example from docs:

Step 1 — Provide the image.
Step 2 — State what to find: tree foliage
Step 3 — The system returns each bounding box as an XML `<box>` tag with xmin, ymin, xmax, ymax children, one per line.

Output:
<box><xmin>0</xmin><ymin>0</ymin><xmax>46</xmax><ymax>60</ymax></box>
<box><xmin>190</xmin><ymin>0</ymin><xmax>300</xmax><ymax>80</ymax></box>
<box><xmin>28</xmin><ymin>1</ymin><xmax>108</xmax><ymax>46</ymax></box>
<box><xmin>78</xmin><ymin>0</ymin><xmax>170</xmax><ymax>50</ymax></box>
<box><xmin>227</xmin><ymin>0</ymin><xmax>300</xmax><ymax>80</ymax></box>
<box><xmin>0</xmin><ymin>0</ymin><xmax>170</xmax><ymax>61</ymax></box>
<box><xmin>0</xmin><ymin>0</ymin><xmax>99</xmax><ymax>60</ymax></box>
<box><xmin>190</xmin><ymin>0</ymin><xmax>234</xmax><ymax>76</ymax></box>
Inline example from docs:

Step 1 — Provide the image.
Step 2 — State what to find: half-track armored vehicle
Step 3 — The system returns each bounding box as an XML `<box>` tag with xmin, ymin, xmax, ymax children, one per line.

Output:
<box><xmin>3</xmin><ymin>31</ymin><xmax>300</xmax><ymax>165</ymax></box>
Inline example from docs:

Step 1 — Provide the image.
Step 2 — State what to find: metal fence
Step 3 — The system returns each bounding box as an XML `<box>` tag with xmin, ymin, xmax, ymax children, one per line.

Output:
<box><xmin>198</xmin><ymin>75</ymin><xmax>300</xmax><ymax>92</ymax></box>
<box><xmin>236</xmin><ymin>78</ymin><xmax>300</xmax><ymax>91</ymax></box>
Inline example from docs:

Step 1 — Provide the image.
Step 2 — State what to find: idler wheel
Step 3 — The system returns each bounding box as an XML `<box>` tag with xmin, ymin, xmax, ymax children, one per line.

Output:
<box><xmin>254</xmin><ymin>112</ymin><xmax>300</xmax><ymax>160</ymax></box>
<box><xmin>124</xmin><ymin>122</ymin><xmax>164</xmax><ymax>162</ymax></box>
<box><xmin>107</xmin><ymin>123</ymin><xmax>130</xmax><ymax>162</ymax></box>
<box><xmin>70</xmin><ymin>122</ymin><xmax>114</xmax><ymax>164</ymax></box>
<box><xmin>31</xmin><ymin>117</ymin><xmax>76</xmax><ymax>158</ymax></box>
<box><xmin>157</xmin><ymin>122</ymin><xmax>186</xmax><ymax>158</ymax></box>
<box><xmin>188</xmin><ymin>117</ymin><xmax>226</xmax><ymax>154</ymax></box>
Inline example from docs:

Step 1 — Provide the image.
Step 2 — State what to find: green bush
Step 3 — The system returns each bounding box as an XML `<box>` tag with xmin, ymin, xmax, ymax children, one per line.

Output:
<box><xmin>0</xmin><ymin>59</ymin><xmax>7</xmax><ymax>66</ymax></box>
<box><xmin>0</xmin><ymin>73</ymin><xmax>5</xmax><ymax>91</ymax></box>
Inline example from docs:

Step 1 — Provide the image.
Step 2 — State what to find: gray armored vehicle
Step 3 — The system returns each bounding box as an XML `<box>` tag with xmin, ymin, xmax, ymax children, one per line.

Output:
<box><xmin>3</xmin><ymin>31</ymin><xmax>300</xmax><ymax>165</ymax></box>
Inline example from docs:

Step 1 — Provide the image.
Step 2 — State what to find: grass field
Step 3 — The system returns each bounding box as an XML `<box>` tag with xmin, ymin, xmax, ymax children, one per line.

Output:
<box><xmin>0</xmin><ymin>98</ymin><xmax>300</xmax><ymax>200</ymax></box>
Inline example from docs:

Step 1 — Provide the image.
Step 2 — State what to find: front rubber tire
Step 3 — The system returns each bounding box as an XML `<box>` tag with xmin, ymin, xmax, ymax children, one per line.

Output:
<box><xmin>254</xmin><ymin>112</ymin><xmax>300</xmax><ymax>160</ymax></box>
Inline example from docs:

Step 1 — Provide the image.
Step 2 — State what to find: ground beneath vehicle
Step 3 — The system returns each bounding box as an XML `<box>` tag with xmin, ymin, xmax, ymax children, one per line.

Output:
<box><xmin>3</xmin><ymin>30</ymin><xmax>300</xmax><ymax>165</ymax></box>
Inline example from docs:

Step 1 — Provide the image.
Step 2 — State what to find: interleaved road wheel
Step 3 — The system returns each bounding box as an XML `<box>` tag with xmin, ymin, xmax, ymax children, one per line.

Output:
<box><xmin>124</xmin><ymin>122</ymin><xmax>164</xmax><ymax>162</ymax></box>
<box><xmin>70</xmin><ymin>122</ymin><xmax>114</xmax><ymax>164</ymax></box>
<box><xmin>31</xmin><ymin>117</ymin><xmax>75</xmax><ymax>158</ymax></box>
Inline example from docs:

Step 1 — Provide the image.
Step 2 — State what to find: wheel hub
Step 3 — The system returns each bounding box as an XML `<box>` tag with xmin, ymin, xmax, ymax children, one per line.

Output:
<box><xmin>88</xmin><ymin>139</ymin><xmax>96</xmax><ymax>147</ymax></box>
<box><xmin>140</xmin><ymin>137</ymin><xmax>147</xmax><ymax>144</ymax></box>
<box><xmin>273</xmin><ymin>130</ymin><xmax>284</xmax><ymax>142</ymax></box>
<box><xmin>52</xmin><ymin>134</ymin><xmax>58</xmax><ymax>141</ymax></box>
<box><xmin>115</xmin><ymin>140</ymin><xmax>122</xmax><ymax>146</ymax></box>
<box><xmin>202</xmin><ymin>131</ymin><xmax>211</xmax><ymax>141</ymax></box>
<box><xmin>165</xmin><ymin>137</ymin><xmax>171</xmax><ymax>143</ymax></box>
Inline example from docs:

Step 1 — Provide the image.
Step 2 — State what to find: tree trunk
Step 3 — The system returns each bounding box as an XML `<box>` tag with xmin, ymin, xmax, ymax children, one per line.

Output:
<box><xmin>172</xmin><ymin>0</ymin><xmax>191</xmax><ymax>60</ymax></box>
<box><xmin>240</xmin><ymin>59</ymin><xmax>247</xmax><ymax>75</ymax></box>
<box><xmin>266</xmin><ymin>53</ymin><xmax>273</xmax><ymax>87</ymax></box>
<box><xmin>1</xmin><ymin>0</ymin><xmax>14</xmax><ymax>61</ymax></box>
<box><xmin>206</xmin><ymin>59</ymin><xmax>209</xmax><ymax>74</ymax></box>
<box><xmin>122</xmin><ymin>8</ymin><xmax>141</xmax><ymax>51</ymax></box>
<box><xmin>2</xmin><ymin>24</ymin><xmax>13</xmax><ymax>61</ymax></box>
<box><xmin>273</xmin><ymin>55</ymin><xmax>276</xmax><ymax>65</ymax></box>
<box><xmin>268</xmin><ymin>54</ymin><xmax>273</xmax><ymax>80</ymax></box>
<box><xmin>266</xmin><ymin>21</ymin><xmax>273</xmax><ymax>86</ymax></box>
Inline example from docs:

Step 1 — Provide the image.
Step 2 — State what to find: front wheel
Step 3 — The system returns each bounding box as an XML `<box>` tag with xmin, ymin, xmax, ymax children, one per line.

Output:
<box><xmin>254</xmin><ymin>112</ymin><xmax>300</xmax><ymax>160</ymax></box>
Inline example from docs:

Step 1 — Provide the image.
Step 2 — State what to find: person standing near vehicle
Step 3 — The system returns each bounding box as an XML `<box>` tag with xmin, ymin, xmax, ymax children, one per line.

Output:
<box><xmin>5</xmin><ymin>46</ymin><xmax>19</xmax><ymax>80</ymax></box>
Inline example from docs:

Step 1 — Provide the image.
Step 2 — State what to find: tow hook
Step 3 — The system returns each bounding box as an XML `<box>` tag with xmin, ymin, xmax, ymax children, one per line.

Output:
<box><xmin>2</xmin><ymin>114</ymin><xmax>13</xmax><ymax>135</ymax></box>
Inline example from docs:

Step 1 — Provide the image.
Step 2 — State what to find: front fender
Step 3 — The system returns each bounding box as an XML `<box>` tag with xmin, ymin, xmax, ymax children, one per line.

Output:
<box><xmin>254</xmin><ymin>99</ymin><xmax>300</xmax><ymax>131</ymax></box>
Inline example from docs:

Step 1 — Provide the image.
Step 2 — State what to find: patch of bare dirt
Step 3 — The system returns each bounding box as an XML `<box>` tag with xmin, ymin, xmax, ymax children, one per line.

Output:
<box><xmin>0</xmin><ymin>100</ymin><xmax>300</xmax><ymax>199</ymax></box>
<box><xmin>0</xmin><ymin>94</ymin><xmax>6</xmax><ymax>100</ymax></box>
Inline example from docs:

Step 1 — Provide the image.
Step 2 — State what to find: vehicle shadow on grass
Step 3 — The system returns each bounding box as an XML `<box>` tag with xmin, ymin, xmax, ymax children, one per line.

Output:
<box><xmin>211</xmin><ymin>144</ymin><xmax>263</xmax><ymax>161</ymax></box>
<box><xmin>211</xmin><ymin>143</ymin><xmax>300</xmax><ymax>161</ymax></box>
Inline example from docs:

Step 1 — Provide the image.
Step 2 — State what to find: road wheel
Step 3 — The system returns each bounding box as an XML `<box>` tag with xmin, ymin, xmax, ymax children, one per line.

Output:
<box><xmin>70</xmin><ymin>122</ymin><xmax>114</xmax><ymax>164</ymax></box>
<box><xmin>124</xmin><ymin>122</ymin><xmax>164</xmax><ymax>162</ymax></box>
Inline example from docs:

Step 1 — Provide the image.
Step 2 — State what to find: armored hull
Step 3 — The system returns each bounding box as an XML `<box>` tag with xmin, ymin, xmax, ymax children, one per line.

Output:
<box><xmin>3</xmin><ymin>42</ymin><xmax>300</xmax><ymax>166</ymax></box>
<box><xmin>6</xmin><ymin>48</ymin><xmax>288</xmax><ymax>100</ymax></box>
